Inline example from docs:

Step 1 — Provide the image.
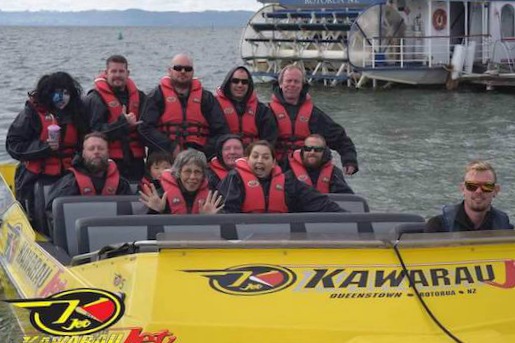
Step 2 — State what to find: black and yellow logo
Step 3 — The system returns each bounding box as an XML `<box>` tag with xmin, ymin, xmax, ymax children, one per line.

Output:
<box><xmin>185</xmin><ymin>264</ymin><xmax>296</xmax><ymax>295</ymax></box>
<box><xmin>7</xmin><ymin>288</ymin><xmax>124</xmax><ymax>336</ymax></box>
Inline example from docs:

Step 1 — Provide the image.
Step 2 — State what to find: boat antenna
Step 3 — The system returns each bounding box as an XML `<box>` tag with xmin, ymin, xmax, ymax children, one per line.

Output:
<box><xmin>392</xmin><ymin>235</ymin><xmax>464</xmax><ymax>343</ymax></box>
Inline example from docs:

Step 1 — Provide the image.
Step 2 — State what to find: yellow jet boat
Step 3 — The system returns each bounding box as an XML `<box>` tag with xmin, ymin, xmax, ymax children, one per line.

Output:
<box><xmin>1</xmin><ymin>167</ymin><xmax>515</xmax><ymax>342</ymax></box>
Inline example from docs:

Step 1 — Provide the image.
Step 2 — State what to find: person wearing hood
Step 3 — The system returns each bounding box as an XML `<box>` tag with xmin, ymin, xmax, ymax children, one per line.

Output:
<box><xmin>139</xmin><ymin>53</ymin><xmax>229</xmax><ymax>159</ymax></box>
<box><xmin>287</xmin><ymin>134</ymin><xmax>354</xmax><ymax>194</ymax></box>
<box><xmin>207</xmin><ymin>134</ymin><xmax>244</xmax><ymax>189</ymax></box>
<box><xmin>45</xmin><ymin>132</ymin><xmax>133</xmax><ymax>212</ymax></box>
<box><xmin>85</xmin><ymin>55</ymin><xmax>147</xmax><ymax>182</ymax></box>
<box><xmin>215</xmin><ymin>66</ymin><xmax>277</xmax><ymax>146</ymax></box>
<box><xmin>6</xmin><ymin>71</ymin><xmax>90</xmax><ymax>220</ymax></box>
<box><xmin>219</xmin><ymin>140</ymin><xmax>345</xmax><ymax>213</ymax></box>
<box><xmin>269</xmin><ymin>64</ymin><xmax>358</xmax><ymax>175</ymax></box>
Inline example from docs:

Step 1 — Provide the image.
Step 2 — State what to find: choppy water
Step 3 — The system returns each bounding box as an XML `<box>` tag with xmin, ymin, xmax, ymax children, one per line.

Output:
<box><xmin>0</xmin><ymin>25</ymin><xmax>515</xmax><ymax>339</ymax></box>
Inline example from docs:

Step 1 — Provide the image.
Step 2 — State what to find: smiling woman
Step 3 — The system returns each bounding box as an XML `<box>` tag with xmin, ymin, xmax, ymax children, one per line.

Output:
<box><xmin>139</xmin><ymin>149</ymin><xmax>224</xmax><ymax>214</ymax></box>
<box><xmin>219</xmin><ymin>140</ymin><xmax>345</xmax><ymax>213</ymax></box>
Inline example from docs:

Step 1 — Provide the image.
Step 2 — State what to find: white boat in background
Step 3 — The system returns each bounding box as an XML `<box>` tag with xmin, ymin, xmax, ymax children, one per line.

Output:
<box><xmin>241</xmin><ymin>0</ymin><xmax>515</xmax><ymax>89</ymax></box>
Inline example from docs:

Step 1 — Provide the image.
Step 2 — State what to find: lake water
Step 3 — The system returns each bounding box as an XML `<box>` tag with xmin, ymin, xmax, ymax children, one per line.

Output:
<box><xmin>0</xmin><ymin>25</ymin><xmax>515</xmax><ymax>339</ymax></box>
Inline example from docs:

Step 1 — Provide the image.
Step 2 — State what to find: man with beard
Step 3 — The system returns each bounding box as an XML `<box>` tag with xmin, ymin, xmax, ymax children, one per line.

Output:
<box><xmin>425</xmin><ymin>161</ymin><xmax>512</xmax><ymax>232</ymax></box>
<box><xmin>215</xmin><ymin>66</ymin><xmax>277</xmax><ymax>146</ymax></box>
<box><xmin>287</xmin><ymin>134</ymin><xmax>353</xmax><ymax>194</ymax></box>
<box><xmin>269</xmin><ymin>64</ymin><xmax>358</xmax><ymax>173</ymax></box>
<box><xmin>85</xmin><ymin>55</ymin><xmax>146</xmax><ymax>182</ymax></box>
<box><xmin>206</xmin><ymin>134</ymin><xmax>244</xmax><ymax>189</ymax></box>
<box><xmin>139</xmin><ymin>53</ymin><xmax>228</xmax><ymax>158</ymax></box>
<box><xmin>45</xmin><ymin>132</ymin><xmax>133</xmax><ymax>212</ymax></box>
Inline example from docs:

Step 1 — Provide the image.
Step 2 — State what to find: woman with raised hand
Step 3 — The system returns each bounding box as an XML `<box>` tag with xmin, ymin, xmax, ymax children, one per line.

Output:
<box><xmin>139</xmin><ymin>149</ymin><xmax>223</xmax><ymax>214</ymax></box>
<box><xmin>218</xmin><ymin>140</ymin><xmax>344</xmax><ymax>213</ymax></box>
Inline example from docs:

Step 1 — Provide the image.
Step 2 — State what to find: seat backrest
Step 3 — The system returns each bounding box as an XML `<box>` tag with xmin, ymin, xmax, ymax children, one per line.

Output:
<box><xmin>75</xmin><ymin>212</ymin><xmax>425</xmax><ymax>255</ymax></box>
<box><xmin>394</xmin><ymin>223</ymin><xmax>427</xmax><ymax>237</ymax></box>
<box><xmin>327</xmin><ymin>193</ymin><xmax>370</xmax><ymax>212</ymax></box>
<box><xmin>33</xmin><ymin>179</ymin><xmax>58</xmax><ymax>236</ymax></box>
<box><xmin>52</xmin><ymin>195</ymin><xmax>140</xmax><ymax>256</ymax></box>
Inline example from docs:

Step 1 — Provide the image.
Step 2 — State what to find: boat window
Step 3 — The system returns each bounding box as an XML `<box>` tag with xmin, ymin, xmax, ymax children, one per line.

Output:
<box><xmin>501</xmin><ymin>4</ymin><xmax>515</xmax><ymax>39</ymax></box>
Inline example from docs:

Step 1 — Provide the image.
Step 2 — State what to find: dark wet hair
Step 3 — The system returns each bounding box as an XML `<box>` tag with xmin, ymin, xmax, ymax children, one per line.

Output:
<box><xmin>106</xmin><ymin>55</ymin><xmax>128</xmax><ymax>68</ymax></box>
<box><xmin>33</xmin><ymin>71</ymin><xmax>82</xmax><ymax>111</ymax></box>
<box><xmin>31</xmin><ymin>71</ymin><xmax>88</xmax><ymax>136</ymax></box>
<box><xmin>146</xmin><ymin>151</ymin><xmax>174</xmax><ymax>170</ymax></box>
<box><xmin>245</xmin><ymin>140</ymin><xmax>276</xmax><ymax>160</ymax></box>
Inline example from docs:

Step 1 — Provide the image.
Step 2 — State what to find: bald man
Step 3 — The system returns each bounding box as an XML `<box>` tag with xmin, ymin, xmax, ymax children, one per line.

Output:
<box><xmin>139</xmin><ymin>53</ymin><xmax>228</xmax><ymax>158</ymax></box>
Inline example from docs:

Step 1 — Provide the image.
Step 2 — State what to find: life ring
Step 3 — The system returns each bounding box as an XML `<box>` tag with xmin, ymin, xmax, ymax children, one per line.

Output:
<box><xmin>432</xmin><ymin>9</ymin><xmax>447</xmax><ymax>31</ymax></box>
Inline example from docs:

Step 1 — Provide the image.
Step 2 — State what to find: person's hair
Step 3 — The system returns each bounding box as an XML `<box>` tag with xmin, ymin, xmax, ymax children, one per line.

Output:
<box><xmin>106</xmin><ymin>55</ymin><xmax>128</xmax><ymax>68</ymax></box>
<box><xmin>465</xmin><ymin>160</ymin><xmax>497</xmax><ymax>182</ymax></box>
<box><xmin>83</xmin><ymin>131</ymin><xmax>108</xmax><ymax>145</ymax></box>
<box><xmin>146</xmin><ymin>151</ymin><xmax>174</xmax><ymax>170</ymax></box>
<box><xmin>31</xmin><ymin>71</ymin><xmax>88</xmax><ymax>135</ymax></box>
<box><xmin>305</xmin><ymin>134</ymin><xmax>327</xmax><ymax>147</ymax></box>
<box><xmin>278</xmin><ymin>64</ymin><xmax>306</xmax><ymax>84</ymax></box>
<box><xmin>171</xmin><ymin>149</ymin><xmax>207</xmax><ymax>178</ymax></box>
<box><xmin>245</xmin><ymin>140</ymin><xmax>276</xmax><ymax>160</ymax></box>
<box><xmin>33</xmin><ymin>71</ymin><xmax>83</xmax><ymax>110</ymax></box>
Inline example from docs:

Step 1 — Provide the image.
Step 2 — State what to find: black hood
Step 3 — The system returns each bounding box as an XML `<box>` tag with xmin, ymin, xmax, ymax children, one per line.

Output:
<box><xmin>219</xmin><ymin>66</ymin><xmax>255</xmax><ymax>103</ymax></box>
<box><xmin>300</xmin><ymin>146</ymin><xmax>332</xmax><ymax>169</ymax></box>
<box><xmin>214</xmin><ymin>134</ymin><xmax>243</xmax><ymax>169</ymax></box>
<box><xmin>271</xmin><ymin>79</ymin><xmax>310</xmax><ymax>104</ymax></box>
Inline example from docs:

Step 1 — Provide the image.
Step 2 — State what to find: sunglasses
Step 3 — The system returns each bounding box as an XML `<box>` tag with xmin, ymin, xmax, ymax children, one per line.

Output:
<box><xmin>231</xmin><ymin>78</ymin><xmax>250</xmax><ymax>85</ymax></box>
<box><xmin>172</xmin><ymin>65</ymin><xmax>193</xmax><ymax>72</ymax></box>
<box><xmin>303</xmin><ymin>146</ymin><xmax>324</xmax><ymax>152</ymax></box>
<box><xmin>464</xmin><ymin>181</ymin><xmax>496</xmax><ymax>193</ymax></box>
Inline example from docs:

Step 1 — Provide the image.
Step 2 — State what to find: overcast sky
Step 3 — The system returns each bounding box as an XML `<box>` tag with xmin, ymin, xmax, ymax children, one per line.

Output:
<box><xmin>0</xmin><ymin>0</ymin><xmax>264</xmax><ymax>12</ymax></box>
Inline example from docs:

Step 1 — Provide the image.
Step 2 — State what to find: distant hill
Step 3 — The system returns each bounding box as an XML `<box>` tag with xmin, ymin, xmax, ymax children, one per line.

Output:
<box><xmin>0</xmin><ymin>9</ymin><xmax>256</xmax><ymax>27</ymax></box>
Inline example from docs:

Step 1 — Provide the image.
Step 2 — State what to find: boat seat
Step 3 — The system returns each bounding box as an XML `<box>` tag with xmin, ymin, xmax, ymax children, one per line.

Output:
<box><xmin>76</xmin><ymin>212</ymin><xmax>425</xmax><ymax>255</ymax></box>
<box><xmin>51</xmin><ymin>195</ymin><xmax>143</xmax><ymax>256</ymax></box>
<box><xmin>327</xmin><ymin>193</ymin><xmax>369</xmax><ymax>212</ymax></box>
<box><xmin>394</xmin><ymin>223</ymin><xmax>427</xmax><ymax>237</ymax></box>
<box><xmin>33</xmin><ymin>179</ymin><xmax>58</xmax><ymax>236</ymax></box>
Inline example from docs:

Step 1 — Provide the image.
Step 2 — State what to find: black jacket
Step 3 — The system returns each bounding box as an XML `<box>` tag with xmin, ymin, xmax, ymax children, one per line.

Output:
<box><xmin>45</xmin><ymin>157</ymin><xmax>133</xmax><ymax>212</ymax></box>
<box><xmin>271</xmin><ymin>84</ymin><xmax>358</xmax><ymax>172</ymax></box>
<box><xmin>138</xmin><ymin>81</ymin><xmax>229</xmax><ymax>158</ymax></box>
<box><xmin>426</xmin><ymin>202</ymin><xmax>513</xmax><ymax>232</ymax></box>
<box><xmin>206</xmin><ymin>133</ymin><xmax>241</xmax><ymax>190</ymax></box>
<box><xmin>218</xmin><ymin>169</ymin><xmax>344</xmax><ymax>213</ymax></box>
<box><xmin>7</xmin><ymin>100</ymin><xmax>88</xmax><ymax>163</ymax></box>
<box><xmin>85</xmin><ymin>87</ymin><xmax>147</xmax><ymax>157</ymax></box>
<box><xmin>217</xmin><ymin>66</ymin><xmax>278</xmax><ymax>145</ymax></box>
<box><xmin>284</xmin><ymin>147</ymin><xmax>354</xmax><ymax>194</ymax></box>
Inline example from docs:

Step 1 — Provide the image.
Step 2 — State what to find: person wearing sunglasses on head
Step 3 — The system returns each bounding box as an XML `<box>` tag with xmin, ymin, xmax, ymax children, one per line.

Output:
<box><xmin>269</xmin><ymin>64</ymin><xmax>358</xmax><ymax>175</ymax></box>
<box><xmin>215</xmin><ymin>66</ymin><xmax>278</xmax><ymax>147</ymax></box>
<box><xmin>286</xmin><ymin>134</ymin><xmax>354</xmax><ymax>194</ymax></box>
<box><xmin>219</xmin><ymin>140</ymin><xmax>345</xmax><ymax>213</ymax></box>
<box><xmin>139</xmin><ymin>53</ymin><xmax>229</xmax><ymax>159</ymax></box>
<box><xmin>85</xmin><ymin>55</ymin><xmax>147</xmax><ymax>182</ymax></box>
<box><xmin>425</xmin><ymin>160</ymin><xmax>512</xmax><ymax>232</ymax></box>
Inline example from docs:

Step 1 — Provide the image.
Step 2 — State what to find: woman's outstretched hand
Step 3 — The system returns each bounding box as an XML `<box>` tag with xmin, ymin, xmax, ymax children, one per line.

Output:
<box><xmin>139</xmin><ymin>183</ymin><xmax>167</xmax><ymax>213</ymax></box>
<box><xmin>199</xmin><ymin>190</ymin><xmax>224</xmax><ymax>214</ymax></box>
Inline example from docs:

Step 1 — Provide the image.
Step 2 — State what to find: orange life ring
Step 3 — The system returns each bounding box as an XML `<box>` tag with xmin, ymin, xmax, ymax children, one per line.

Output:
<box><xmin>432</xmin><ymin>9</ymin><xmax>447</xmax><ymax>31</ymax></box>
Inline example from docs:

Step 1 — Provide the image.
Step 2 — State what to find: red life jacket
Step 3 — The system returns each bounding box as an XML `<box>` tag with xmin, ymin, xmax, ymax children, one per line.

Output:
<box><xmin>94</xmin><ymin>74</ymin><xmax>145</xmax><ymax>159</ymax></box>
<box><xmin>158</xmin><ymin>77</ymin><xmax>209</xmax><ymax>149</ymax></box>
<box><xmin>160</xmin><ymin>172</ymin><xmax>209</xmax><ymax>214</ymax></box>
<box><xmin>269</xmin><ymin>94</ymin><xmax>314</xmax><ymax>160</ymax></box>
<box><xmin>25</xmin><ymin>102</ymin><xmax>79</xmax><ymax>176</ymax></box>
<box><xmin>209</xmin><ymin>157</ymin><xmax>229</xmax><ymax>181</ymax></box>
<box><xmin>288</xmin><ymin>149</ymin><xmax>334</xmax><ymax>194</ymax></box>
<box><xmin>235</xmin><ymin>158</ymin><xmax>287</xmax><ymax>213</ymax></box>
<box><xmin>69</xmin><ymin>160</ymin><xmax>120</xmax><ymax>195</ymax></box>
<box><xmin>215</xmin><ymin>87</ymin><xmax>258</xmax><ymax>146</ymax></box>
